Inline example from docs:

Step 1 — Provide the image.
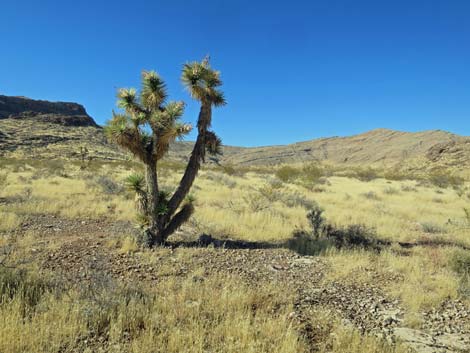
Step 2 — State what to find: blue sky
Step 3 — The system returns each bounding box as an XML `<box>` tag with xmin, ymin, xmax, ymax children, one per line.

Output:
<box><xmin>1</xmin><ymin>0</ymin><xmax>469</xmax><ymax>146</ymax></box>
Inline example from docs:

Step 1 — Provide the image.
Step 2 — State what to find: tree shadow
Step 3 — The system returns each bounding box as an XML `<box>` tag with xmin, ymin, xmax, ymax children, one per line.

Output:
<box><xmin>167</xmin><ymin>233</ymin><xmax>334</xmax><ymax>256</ymax></box>
<box><xmin>168</xmin><ymin>233</ymin><xmax>283</xmax><ymax>250</ymax></box>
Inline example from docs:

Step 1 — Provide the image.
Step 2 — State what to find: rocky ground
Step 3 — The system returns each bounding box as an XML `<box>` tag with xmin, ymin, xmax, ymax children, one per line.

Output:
<box><xmin>4</xmin><ymin>215</ymin><xmax>470</xmax><ymax>353</ymax></box>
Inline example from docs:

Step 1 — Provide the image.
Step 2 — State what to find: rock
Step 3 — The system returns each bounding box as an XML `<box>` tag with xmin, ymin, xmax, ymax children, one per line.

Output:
<box><xmin>0</xmin><ymin>95</ymin><xmax>98</xmax><ymax>127</ymax></box>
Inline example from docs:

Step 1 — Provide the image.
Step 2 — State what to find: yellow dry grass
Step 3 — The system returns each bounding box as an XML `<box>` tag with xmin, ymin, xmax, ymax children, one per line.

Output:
<box><xmin>0</xmin><ymin>159</ymin><xmax>469</xmax><ymax>351</ymax></box>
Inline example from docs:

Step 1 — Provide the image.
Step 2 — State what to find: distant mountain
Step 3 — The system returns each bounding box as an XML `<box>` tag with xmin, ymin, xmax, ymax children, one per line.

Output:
<box><xmin>221</xmin><ymin>128</ymin><xmax>469</xmax><ymax>166</ymax></box>
<box><xmin>0</xmin><ymin>95</ymin><xmax>115</xmax><ymax>160</ymax></box>
<box><xmin>0</xmin><ymin>95</ymin><xmax>98</xmax><ymax>127</ymax></box>
<box><xmin>0</xmin><ymin>94</ymin><xmax>469</xmax><ymax>175</ymax></box>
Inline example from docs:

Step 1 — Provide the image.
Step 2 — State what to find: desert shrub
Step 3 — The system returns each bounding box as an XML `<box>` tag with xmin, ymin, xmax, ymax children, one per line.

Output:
<box><xmin>449</xmin><ymin>250</ymin><xmax>470</xmax><ymax>298</ymax></box>
<box><xmin>383</xmin><ymin>187</ymin><xmax>399</xmax><ymax>195</ymax></box>
<box><xmin>204</xmin><ymin>172</ymin><xmax>237</xmax><ymax>188</ymax></box>
<box><xmin>286</xmin><ymin>230</ymin><xmax>332</xmax><ymax>256</ymax></box>
<box><xmin>306</xmin><ymin>203</ymin><xmax>326</xmax><ymax>238</ymax></box>
<box><xmin>243</xmin><ymin>193</ymin><xmax>270</xmax><ymax>212</ymax></box>
<box><xmin>428</xmin><ymin>170</ymin><xmax>464</xmax><ymax>189</ymax></box>
<box><xmin>219</xmin><ymin>164</ymin><xmax>236</xmax><ymax>175</ymax></box>
<box><xmin>420</xmin><ymin>222</ymin><xmax>446</xmax><ymax>234</ymax></box>
<box><xmin>275</xmin><ymin>166</ymin><xmax>301</xmax><ymax>183</ymax></box>
<box><xmin>383</xmin><ymin>168</ymin><xmax>409</xmax><ymax>181</ymax></box>
<box><xmin>258</xmin><ymin>184</ymin><xmax>315</xmax><ymax>209</ymax></box>
<box><xmin>281</xmin><ymin>191</ymin><xmax>316</xmax><ymax>209</ymax></box>
<box><xmin>361</xmin><ymin>191</ymin><xmax>381</xmax><ymax>200</ymax></box>
<box><xmin>216</xmin><ymin>163</ymin><xmax>248</xmax><ymax>177</ymax></box>
<box><xmin>325</xmin><ymin>224</ymin><xmax>380</xmax><ymax>250</ymax></box>
<box><xmin>464</xmin><ymin>208</ymin><xmax>470</xmax><ymax>225</ymax></box>
<box><xmin>267</xmin><ymin>177</ymin><xmax>284</xmax><ymax>189</ymax></box>
<box><xmin>302</xmin><ymin>164</ymin><xmax>324</xmax><ymax>182</ymax></box>
<box><xmin>354</xmin><ymin>167</ymin><xmax>378</xmax><ymax>182</ymax></box>
<box><xmin>432</xmin><ymin>197</ymin><xmax>444</xmax><ymax>203</ymax></box>
<box><xmin>299</xmin><ymin>204</ymin><xmax>381</xmax><ymax>251</ymax></box>
<box><xmin>450</xmin><ymin>250</ymin><xmax>470</xmax><ymax>276</ymax></box>
<box><xmin>87</xmin><ymin>175</ymin><xmax>125</xmax><ymax>195</ymax></box>
<box><xmin>401</xmin><ymin>184</ymin><xmax>417</xmax><ymax>192</ymax></box>
<box><xmin>317</xmin><ymin>176</ymin><xmax>331</xmax><ymax>185</ymax></box>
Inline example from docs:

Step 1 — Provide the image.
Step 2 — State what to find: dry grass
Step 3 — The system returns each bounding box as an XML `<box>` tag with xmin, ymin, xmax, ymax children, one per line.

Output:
<box><xmin>1</xmin><ymin>158</ymin><xmax>469</xmax><ymax>351</ymax></box>
<box><xmin>0</xmin><ymin>264</ymin><xmax>304</xmax><ymax>353</ymax></box>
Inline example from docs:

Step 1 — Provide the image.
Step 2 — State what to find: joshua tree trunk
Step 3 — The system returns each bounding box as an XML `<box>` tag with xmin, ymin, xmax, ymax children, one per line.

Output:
<box><xmin>144</xmin><ymin>159</ymin><xmax>159</xmax><ymax>238</ymax></box>
<box><xmin>162</xmin><ymin>103</ymin><xmax>211</xmax><ymax>230</ymax></box>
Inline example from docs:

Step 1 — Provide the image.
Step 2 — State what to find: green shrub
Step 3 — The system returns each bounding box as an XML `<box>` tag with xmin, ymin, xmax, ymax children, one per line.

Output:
<box><xmin>354</xmin><ymin>167</ymin><xmax>378</xmax><ymax>182</ymax></box>
<box><xmin>275</xmin><ymin>166</ymin><xmax>301</xmax><ymax>183</ymax></box>
<box><xmin>302</xmin><ymin>164</ymin><xmax>324</xmax><ymax>183</ymax></box>
<box><xmin>420</xmin><ymin>221</ymin><xmax>446</xmax><ymax>234</ymax></box>
<box><xmin>450</xmin><ymin>250</ymin><xmax>470</xmax><ymax>276</ymax></box>
<box><xmin>449</xmin><ymin>250</ymin><xmax>470</xmax><ymax>298</ymax></box>
<box><xmin>428</xmin><ymin>170</ymin><xmax>464</xmax><ymax>188</ymax></box>
<box><xmin>286</xmin><ymin>230</ymin><xmax>332</xmax><ymax>256</ymax></box>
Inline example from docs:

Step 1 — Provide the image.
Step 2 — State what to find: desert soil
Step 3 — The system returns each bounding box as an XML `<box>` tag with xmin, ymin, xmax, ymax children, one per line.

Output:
<box><xmin>8</xmin><ymin>215</ymin><xmax>470</xmax><ymax>353</ymax></box>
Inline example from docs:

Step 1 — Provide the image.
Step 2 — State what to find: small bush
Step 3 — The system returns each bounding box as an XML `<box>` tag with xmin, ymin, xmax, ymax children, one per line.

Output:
<box><xmin>279</xmin><ymin>191</ymin><xmax>316</xmax><ymax>209</ymax></box>
<box><xmin>275</xmin><ymin>166</ymin><xmax>301</xmax><ymax>183</ymax></box>
<box><xmin>88</xmin><ymin>175</ymin><xmax>125</xmax><ymax>195</ymax></box>
<box><xmin>306</xmin><ymin>204</ymin><xmax>326</xmax><ymax>238</ymax></box>
<box><xmin>450</xmin><ymin>250</ymin><xmax>470</xmax><ymax>276</ymax></box>
<box><xmin>258</xmin><ymin>184</ymin><xmax>315</xmax><ymax>209</ymax></box>
<box><xmin>204</xmin><ymin>172</ymin><xmax>237</xmax><ymax>188</ymax></box>
<box><xmin>361</xmin><ymin>191</ymin><xmax>381</xmax><ymax>200</ymax></box>
<box><xmin>286</xmin><ymin>230</ymin><xmax>332</xmax><ymax>256</ymax></box>
<box><xmin>301</xmin><ymin>205</ymin><xmax>382</xmax><ymax>251</ymax></box>
<box><xmin>449</xmin><ymin>250</ymin><xmax>470</xmax><ymax>298</ymax></box>
<box><xmin>354</xmin><ymin>167</ymin><xmax>378</xmax><ymax>182</ymax></box>
<box><xmin>420</xmin><ymin>222</ymin><xmax>446</xmax><ymax>234</ymax></box>
<box><xmin>464</xmin><ymin>208</ymin><xmax>470</xmax><ymax>225</ymax></box>
<box><xmin>302</xmin><ymin>164</ymin><xmax>324</xmax><ymax>183</ymax></box>
<box><xmin>428</xmin><ymin>170</ymin><xmax>464</xmax><ymax>189</ymax></box>
<box><xmin>383</xmin><ymin>168</ymin><xmax>412</xmax><ymax>181</ymax></box>
<box><xmin>220</xmin><ymin>164</ymin><xmax>237</xmax><ymax>176</ymax></box>
<box><xmin>401</xmin><ymin>185</ymin><xmax>417</xmax><ymax>192</ymax></box>
<box><xmin>326</xmin><ymin>224</ymin><xmax>380</xmax><ymax>250</ymax></box>
<box><xmin>383</xmin><ymin>187</ymin><xmax>399</xmax><ymax>195</ymax></box>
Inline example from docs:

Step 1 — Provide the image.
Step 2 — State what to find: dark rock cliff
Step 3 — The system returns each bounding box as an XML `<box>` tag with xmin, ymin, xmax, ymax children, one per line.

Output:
<box><xmin>0</xmin><ymin>95</ymin><xmax>99</xmax><ymax>127</ymax></box>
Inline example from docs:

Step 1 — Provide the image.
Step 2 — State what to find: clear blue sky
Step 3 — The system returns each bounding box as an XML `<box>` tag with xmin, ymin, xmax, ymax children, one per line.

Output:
<box><xmin>1</xmin><ymin>0</ymin><xmax>469</xmax><ymax>146</ymax></box>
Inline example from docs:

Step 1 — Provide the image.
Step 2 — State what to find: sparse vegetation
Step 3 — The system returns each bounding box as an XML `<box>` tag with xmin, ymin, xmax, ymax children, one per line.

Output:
<box><xmin>428</xmin><ymin>169</ymin><xmax>465</xmax><ymax>189</ymax></box>
<box><xmin>1</xmin><ymin>158</ymin><xmax>469</xmax><ymax>352</ymax></box>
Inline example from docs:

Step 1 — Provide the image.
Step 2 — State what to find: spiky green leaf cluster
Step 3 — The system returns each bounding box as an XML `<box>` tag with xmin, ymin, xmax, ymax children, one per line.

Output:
<box><xmin>105</xmin><ymin>71</ymin><xmax>193</xmax><ymax>162</ymax></box>
<box><xmin>125</xmin><ymin>173</ymin><xmax>146</xmax><ymax>193</ymax></box>
<box><xmin>181</xmin><ymin>58</ymin><xmax>226</xmax><ymax>107</ymax></box>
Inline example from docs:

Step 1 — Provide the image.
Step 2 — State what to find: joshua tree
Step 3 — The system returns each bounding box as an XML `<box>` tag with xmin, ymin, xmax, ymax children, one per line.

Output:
<box><xmin>105</xmin><ymin>58</ymin><xmax>225</xmax><ymax>246</ymax></box>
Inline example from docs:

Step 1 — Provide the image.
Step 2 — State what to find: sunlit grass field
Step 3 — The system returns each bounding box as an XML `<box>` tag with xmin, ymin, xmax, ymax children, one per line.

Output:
<box><xmin>0</xmin><ymin>158</ymin><xmax>469</xmax><ymax>352</ymax></box>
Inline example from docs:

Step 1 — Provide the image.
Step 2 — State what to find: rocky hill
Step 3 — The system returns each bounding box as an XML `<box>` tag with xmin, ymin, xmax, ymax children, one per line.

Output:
<box><xmin>0</xmin><ymin>95</ymin><xmax>469</xmax><ymax>175</ymax></box>
<box><xmin>0</xmin><ymin>95</ymin><xmax>118</xmax><ymax>160</ymax></box>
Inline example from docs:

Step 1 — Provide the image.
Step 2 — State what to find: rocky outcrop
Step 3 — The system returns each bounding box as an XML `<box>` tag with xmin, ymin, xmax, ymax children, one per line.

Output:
<box><xmin>0</xmin><ymin>95</ymin><xmax>99</xmax><ymax>127</ymax></box>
